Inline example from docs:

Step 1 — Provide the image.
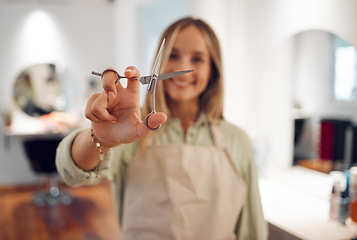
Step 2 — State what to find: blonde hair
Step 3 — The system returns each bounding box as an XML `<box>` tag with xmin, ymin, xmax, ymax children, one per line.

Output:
<box><xmin>141</xmin><ymin>17</ymin><xmax>224</xmax><ymax>121</ymax></box>
<box><xmin>140</xmin><ymin>17</ymin><xmax>224</xmax><ymax>153</ymax></box>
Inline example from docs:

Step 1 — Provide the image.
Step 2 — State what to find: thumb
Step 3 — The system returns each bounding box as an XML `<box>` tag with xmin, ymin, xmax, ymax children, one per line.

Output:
<box><xmin>146</xmin><ymin>112</ymin><xmax>167</xmax><ymax>129</ymax></box>
<box><xmin>137</xmin><ymin>112</ymin><xmax>167</xmax><ymax>136</ymax></box>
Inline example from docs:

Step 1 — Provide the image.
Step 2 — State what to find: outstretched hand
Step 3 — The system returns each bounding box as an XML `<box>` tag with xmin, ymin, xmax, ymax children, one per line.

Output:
<box><xmin>85</xmin><ymin>66</ymin><xmax>167</xmax><ymax>147</ymax></box>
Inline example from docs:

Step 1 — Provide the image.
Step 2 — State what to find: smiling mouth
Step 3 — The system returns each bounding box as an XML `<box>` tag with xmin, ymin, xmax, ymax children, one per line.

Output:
<box><xmin>171</xmin><ymin>79</ymin><xmax>193</xmax><ymax>87</ymax></box>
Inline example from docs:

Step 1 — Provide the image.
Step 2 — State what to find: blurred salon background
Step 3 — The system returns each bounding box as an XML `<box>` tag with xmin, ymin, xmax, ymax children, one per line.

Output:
<box><xmin>1</xmin><ymin>0</ymin><xmax>357</xmax><ymax>239</ymax></box>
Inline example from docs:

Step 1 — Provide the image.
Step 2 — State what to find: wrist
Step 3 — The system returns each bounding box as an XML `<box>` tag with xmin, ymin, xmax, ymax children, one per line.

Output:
<box><xmin>89</xmin><ymin>127</ymin><xmax>118</xmax><ymax>150</ymax></box>
<box><xmin>90</xmin><ymin>128</ymin><xmax>104</xmax><ymax>177</ymax></box>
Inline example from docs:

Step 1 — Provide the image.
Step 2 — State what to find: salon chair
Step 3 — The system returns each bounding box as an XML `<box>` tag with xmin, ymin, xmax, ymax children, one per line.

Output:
<box><xmin>23</xmin><ymin>137</ymin><xmax>72</xmax><ymax>206</ymax></box>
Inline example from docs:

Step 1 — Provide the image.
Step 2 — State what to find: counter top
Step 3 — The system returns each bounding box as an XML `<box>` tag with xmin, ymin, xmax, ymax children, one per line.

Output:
<box><xmin>260</xmin><ymin>166</ymin><xmax>357</xmax><ymax>240</ymax></box>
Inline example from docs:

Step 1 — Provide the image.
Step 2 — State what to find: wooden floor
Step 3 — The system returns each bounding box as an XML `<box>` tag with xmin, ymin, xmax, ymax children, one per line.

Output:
<box><xmin>0</xmin><ymin>179</ymin><xmax>303</xmax><ymax>240</ymax></box>
<box><xmin>0</xmin><ymin>181</ymin><xmax>121</xmax><ymax>240</ymax></box>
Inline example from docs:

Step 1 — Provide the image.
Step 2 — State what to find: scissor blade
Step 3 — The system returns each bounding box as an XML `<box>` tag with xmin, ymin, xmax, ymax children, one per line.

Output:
<box><xmin>151</xmin><ymin>38</ymin><xmax>165</xmax><ymax>76</ymax></box>
<box><xmin>139</xmin><ymin>70</ymin><xmax>193</xmax><ymax>85</ymax></box>
<box><xmin>158</xmin><ymin>70</ymin><xmax>193</xmax><ymax>81</ymax></box>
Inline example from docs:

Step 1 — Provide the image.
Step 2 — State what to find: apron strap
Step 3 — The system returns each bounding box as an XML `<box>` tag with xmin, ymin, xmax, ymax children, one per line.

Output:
<box><xmin>209</xmin><ymin>121</ymin><xmax>225</xmax><ymax>149</ymax></box>
<box><xmin>209</xmin><ymin>120</ymin><xmax>244</xmax><ymax>184</ymax></box>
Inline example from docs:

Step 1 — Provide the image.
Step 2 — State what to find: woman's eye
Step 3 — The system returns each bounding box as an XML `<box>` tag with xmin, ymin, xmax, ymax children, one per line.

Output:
<box><xmin>169</xmin><ymin>53</ymin><xmax>178</xmax><ymax>60</ymax></box>
<box><xmin>192</xmin><ymin>57</ymin><xmax>203</xmax><ymax>63</ymax></box>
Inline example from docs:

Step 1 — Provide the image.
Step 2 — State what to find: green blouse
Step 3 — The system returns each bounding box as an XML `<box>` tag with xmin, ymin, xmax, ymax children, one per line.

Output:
<box><xmin>55</xmin><ymin>113</ymin><xmax>268</xmax><ymax>240</ymax></box>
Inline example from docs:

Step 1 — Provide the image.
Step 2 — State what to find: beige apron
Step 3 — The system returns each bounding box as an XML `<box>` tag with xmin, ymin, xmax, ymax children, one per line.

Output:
<box><xmin>121</xmin><ymin>124</ymin><xmax>247</xmax><ymax>240</ymax></box>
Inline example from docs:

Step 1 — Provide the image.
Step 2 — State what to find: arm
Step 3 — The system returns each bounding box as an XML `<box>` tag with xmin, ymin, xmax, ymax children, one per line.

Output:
<box><xmin>221</xmin><ymin>122</ymin><xmax>268</xmax><ymax>240</ymax></box>
<box><xmin>234</xmin><ymin>137</ymin><xmax>268</xmax><ymax>240</ymax></box>
<box><xmin>235</xmin><ymin>153</ymin><xmax>268</xmax><ymax>240</ymax></box>
<box><xmin>71</xmin><ymin>128</ymin><xmax>111</xmax><ymax>171</ymax></box>
<box><xmin>70</xmin><ymin>66</ymin><xmax>166</xmax><ymax>172</ymax></box>
<box><xmin>55</xmin><ymin>128</ymin><xmax>110</xmax><ymax>187</ymax></box>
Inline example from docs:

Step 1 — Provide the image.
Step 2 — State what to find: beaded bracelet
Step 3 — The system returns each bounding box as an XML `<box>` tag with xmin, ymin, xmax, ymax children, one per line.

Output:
<box><xmin>90</xmin><ymin>128</ymin><xmax>104</xmax><ymax>177</ymax></box>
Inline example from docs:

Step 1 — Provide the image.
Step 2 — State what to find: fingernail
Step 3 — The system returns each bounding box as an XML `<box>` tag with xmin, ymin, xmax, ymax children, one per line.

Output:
<box><xmin>124</xmin><ymin>69</ymin><xmax>132</xmax><ymax>74</ymax></box>
<box><xmin>109</xmin><ymin>91</ymin><xmax>116</xmax><ymax>97</ymax></box>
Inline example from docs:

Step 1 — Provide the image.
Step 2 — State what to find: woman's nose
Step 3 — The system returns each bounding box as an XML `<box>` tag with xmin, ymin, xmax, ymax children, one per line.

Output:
<box><xmin>175</xmin><ymin>58</ymin><xmax>193</xmax><ymax>72</ymax></box>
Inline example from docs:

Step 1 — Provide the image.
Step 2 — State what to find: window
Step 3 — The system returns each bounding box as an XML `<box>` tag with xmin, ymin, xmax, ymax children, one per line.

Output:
<box><xmin>334</xmin><ymin>37</ymin><xmax>357</xmax><ymax>101</ymax></box>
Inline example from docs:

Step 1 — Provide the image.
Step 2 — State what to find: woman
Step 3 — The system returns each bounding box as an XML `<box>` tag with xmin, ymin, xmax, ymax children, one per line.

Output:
<box><xmin>56</xmin><ymin>17</ymin><xmax>268</xmax><ymax>240</ymax></box>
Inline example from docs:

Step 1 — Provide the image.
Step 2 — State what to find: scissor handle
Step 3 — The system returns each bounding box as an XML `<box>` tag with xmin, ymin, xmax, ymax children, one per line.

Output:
<box><xmin>91</xmin><ymin>70</ymin><xmax>138</xmax><ymax>84</ymax></box>
<box><xmin>92</xmin><ymin>69</ymin><xmax>161</xmax><ymax>130</ymax></box>
<box><xmin>143</xmin><ymin>111</ymin><xmax>161</xmax><ymax>131</ymax></box>
<box><xmin>143</xmin><ymin>75</ymin><xmax>160</xmax><ymax>131</ymax></box>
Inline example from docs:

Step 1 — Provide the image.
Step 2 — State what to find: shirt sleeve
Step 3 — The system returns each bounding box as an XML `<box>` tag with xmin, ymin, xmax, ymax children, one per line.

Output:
<box><xmin>55</xmin><ymin>128</ymin><xmax>138</xmax><ymax>225</ymax></box>
<box><xmin>235</xmin><ymin>151</ymin><xmax>268</xmax><ymax>240</ymax></box>
<box><xmin>221</xmin><ymin>122</ymin><xmax>268</xmax><ymax>240</ymax></box>
<box><xmin>55</xmin><ymin>128</ymin><xmax>115</xmax><ymax>187</ymax></box>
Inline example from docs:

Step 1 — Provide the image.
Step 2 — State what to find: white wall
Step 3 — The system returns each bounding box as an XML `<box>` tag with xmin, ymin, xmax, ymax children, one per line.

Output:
<box><xmin>218</xmin><ymin>0</ymin><xmax>357</xmax><ymax>173</ymax></box>
<box><xmin>111</xmin><ymin>0</ymin><xmax>189</xmax><ymax>104</ymax></box>
<box><xmin>0</xmin><ymin>0</ymin><xmax>115</xmax><ymax>184</ymax></box>
<box><xmin>0</xmin><ymin>0</ymin><xmax>190</xmax><ymax>185</ymax></box>
<box><xmin>1</xmin><ymin>0</ymin><xmax>357</xmax><ymax>184</ymax></box>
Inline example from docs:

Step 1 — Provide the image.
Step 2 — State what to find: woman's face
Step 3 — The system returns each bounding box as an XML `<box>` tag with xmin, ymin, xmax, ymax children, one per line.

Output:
<box><xmin>163</xmin><ymin>25</ymin><xmax>211</xmax><ymax>105</ymax></box>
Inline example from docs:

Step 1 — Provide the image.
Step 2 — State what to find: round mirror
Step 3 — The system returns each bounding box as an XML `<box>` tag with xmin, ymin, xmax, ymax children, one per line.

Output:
<box><xmin>13</xmin><ymin>63</ymin><xmax>67</xmax><ymax>117</ymax></box>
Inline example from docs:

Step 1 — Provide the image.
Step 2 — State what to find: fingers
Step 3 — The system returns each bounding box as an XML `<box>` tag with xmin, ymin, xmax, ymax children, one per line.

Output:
<box><xmin>102</xmin><ymin>66</ymin><xmax>140</xmax><ymax>96</ymax></box>
<box><xmin>85</xmin><ymin>92</ymin><xmax>117</xmax><ymax>123</ymax></box>
<box><xmin>124</xmin><ymin>66</ymin><xmax>140</xmax><ymax>78</ymax></box>
<box><xmin>137</xmin><ymin>112</ymin><xmax>167</xmax><ymax>136</ymax></box>
<box><xmin>102</xmin><ymin>68</ymin><xmax>121</xmax><ymax>96</ymax></box>
<box><xmin>125</xmin><ymin>66</ymin><xmax>141</xmax><ymax>92</ymax></box>
<box><xmin>146</xmin><ymin>112</ymin><xmax>167</xmax><ymax>129</ymax></box>
<box><xmin>107</xmin><ymin>91</ymin><xmax>117</xmax><ymax>109</ymax></box>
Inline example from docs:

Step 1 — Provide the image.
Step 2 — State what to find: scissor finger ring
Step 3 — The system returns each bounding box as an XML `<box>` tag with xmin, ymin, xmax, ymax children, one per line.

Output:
<box><xmin>143</xmin><ymin>111</ymin><xmax>160</xmax><ymax>131</ymax></box>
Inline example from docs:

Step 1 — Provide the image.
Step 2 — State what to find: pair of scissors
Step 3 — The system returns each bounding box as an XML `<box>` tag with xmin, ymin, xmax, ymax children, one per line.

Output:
<box><xmin>91</xmin><ymin>38</ymin><xmax>193</xmax><ymax>130</ymax></box>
